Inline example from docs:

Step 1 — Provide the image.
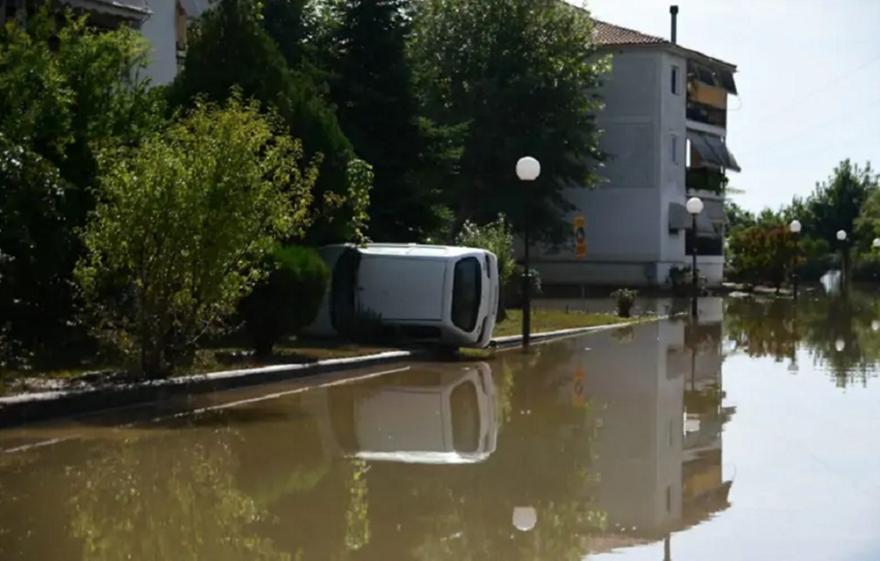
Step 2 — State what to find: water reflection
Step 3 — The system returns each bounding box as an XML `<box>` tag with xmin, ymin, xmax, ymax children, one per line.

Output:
<box><xmin>725</xmin><ymin>288</ymin><xmax>880</xmax><ymax>386</ymax></box>
<box><xmin>0</xmin><ymin>312</ymin><xmax>743</xmax><ymax>560</ymax></box>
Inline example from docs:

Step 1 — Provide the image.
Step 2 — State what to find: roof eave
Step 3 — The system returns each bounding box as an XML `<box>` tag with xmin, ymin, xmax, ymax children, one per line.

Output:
<box><xmin>596</xmin><ymin>42</ymin><xmax>737</xmax><ymax>72</ymax></box>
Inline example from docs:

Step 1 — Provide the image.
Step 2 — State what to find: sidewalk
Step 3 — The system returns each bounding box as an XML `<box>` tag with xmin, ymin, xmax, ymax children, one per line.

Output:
<box><xmin>0</xmin><ymin>317</ymin><xmax>653</xmax><ymax>427</ymax></box>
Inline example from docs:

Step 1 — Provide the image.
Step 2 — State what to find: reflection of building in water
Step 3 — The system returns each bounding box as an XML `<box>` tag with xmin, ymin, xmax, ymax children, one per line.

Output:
<box><xmin>581</xmin><ymin>303</ymin><xmax>732</xmax><ymax>546</ymax></box>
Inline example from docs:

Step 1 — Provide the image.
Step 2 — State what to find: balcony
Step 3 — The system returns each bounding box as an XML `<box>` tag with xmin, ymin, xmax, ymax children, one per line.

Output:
<box><xmin>686</xmin><ymin>100</ymin><xmax>727</xmax><ymax>128</ymax></box>
<box><xmin>687</xmin><ymin>168</ymin><xmax>728</xmax><ymax>194</ymax></box>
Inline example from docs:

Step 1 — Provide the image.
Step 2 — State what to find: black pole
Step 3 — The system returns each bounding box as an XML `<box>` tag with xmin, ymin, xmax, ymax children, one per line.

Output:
<box><xmin>691</xmin><ymin>214</ymin><xmax>698</xmax><ymax>318</ymax></box>
<box><xmin>522</xmin><ymin>190</ymin><xmax>532</xmax><ymax>350</ymax></box>
<box><xmin>792</xmin><ymin>235</ymin><xmax>799</xmax><ymax>300</ymax></box>
<box><xmin>664</xmin><ymin>534</ymin><xmax>672</xmax><ymax>561</ymax></box>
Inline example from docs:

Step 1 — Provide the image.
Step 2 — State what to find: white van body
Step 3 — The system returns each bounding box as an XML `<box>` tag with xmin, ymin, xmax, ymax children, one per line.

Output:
<box><xmin>305</xmin><ymin>244</ymin><xmax>499</xmax><ymax>348</ymax></box>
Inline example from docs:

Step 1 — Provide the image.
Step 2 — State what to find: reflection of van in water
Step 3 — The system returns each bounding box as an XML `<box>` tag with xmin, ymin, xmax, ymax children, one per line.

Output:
<box><xmin>315</xmin><ymin>363</ymin><xmax>497</xmax><ymax>464</ymax></box>
<box><xmin>305</xmin><ymin>244</ymin><xmax>499</xmax><ymax>348</ymax></box>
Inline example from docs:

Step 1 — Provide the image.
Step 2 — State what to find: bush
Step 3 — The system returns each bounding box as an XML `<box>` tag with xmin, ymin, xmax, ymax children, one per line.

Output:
<box><xmin>611</xmin><ymin>289</ymin><xmax>637</xmax><ymax>318</ymax></box>
<box><xmin>240</xmin><ymin>246</ymin><xmax>329</xmax><ymax>356</ymax></box>
<box><xmin>75</xmin><ymin>96</ymin><xmax>319</xmax><ymax>377</ymax></box>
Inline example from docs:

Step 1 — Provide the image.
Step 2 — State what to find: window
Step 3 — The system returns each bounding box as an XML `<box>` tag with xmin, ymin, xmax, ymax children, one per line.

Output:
<box><xmin>451</xmin><ymin>257</ymin><xmax>481</xmax><ymax>332</ymax></box>
<box><xmin>671</xmin><ymin>134</ymin><xmax>679</xmax><ymax>165</ymax></box>
<box><xmin>450</xmin><ymin>382</ymin><xmax>480</xmax><ymax>453</ymax></box>
<box><xmin>671</xmin><ymin>65</ymin><xmax>680</xmax><ymax>95</ymax></box>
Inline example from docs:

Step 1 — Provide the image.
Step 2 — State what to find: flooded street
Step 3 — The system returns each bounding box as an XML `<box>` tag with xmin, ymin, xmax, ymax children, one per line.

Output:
<box><xmin>2</xmin><ymin>293</ymin><xmax>880</xmax><ymax>560</ymax></box>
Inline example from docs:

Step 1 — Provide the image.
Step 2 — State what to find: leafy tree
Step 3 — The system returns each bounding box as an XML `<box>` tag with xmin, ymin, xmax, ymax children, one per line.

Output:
<box><xmin>0</xmin><ymin>8</ymin><xmax>164</xmax><ymax>347</ymax></box>
<box><xmin>410</xmin><ymin>0</ymin><xmax>607</xmax><ymax>241</ymax></box>
<box><xmin>727</xmin><ymin>218</ymin><xmax>799</xmax><ymax>290</ymax></box>
<box><xmin>240</xmin><ymin>245</ymin><xmax>329</xmax><ymax>356</ymax></box>
<box><xmin>724</xmin><ymin>200</ymin><xmax>755</xmax><ymax>233</ymax></box>
<box><xmin>75</xmin><ymin>96</ymin><xmax>320</xmax><ymax>377</ymax></box>
<box><xmin>169</xmin><ymin>0</ymin><xmax>357</xmax><ymax>243</ymax></box>
<box><xmin>804</xmin><ymin>159</ymin><xmax>877</xmax><ymax>245</ymax></box>
<box><xmin>319</xmin><ymin>0</ymin><xmax>450</xmax><ymax>241</ymax></box>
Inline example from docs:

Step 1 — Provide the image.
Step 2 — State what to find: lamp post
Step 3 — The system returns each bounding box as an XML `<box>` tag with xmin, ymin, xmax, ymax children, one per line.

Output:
<box><xmin>789</xmin><ymin>219</ymin><xmax>802</xmax><ymax>299</ymax></box>
<box><xmin>837</xmin><ymin>229</ymin><xmax>848</xmax><ymax>288</ymax></box>
<box><xmin>517</xmin><ymin>156</ymin><xmax>541</xmax><ymax>350</ymax></box>
<box><xmin>686</xmin><ymin>196</ymin><xmax>704</xmax><ymax>318</ymax></box>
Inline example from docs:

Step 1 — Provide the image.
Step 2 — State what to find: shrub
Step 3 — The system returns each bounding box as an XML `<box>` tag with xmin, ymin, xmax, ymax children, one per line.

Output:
<box><xmin>76</xmin><ymin>96</ymin><xmax>319</xmax><ymax>377</ymax></box>
<box><xmin>611</xmin><ymin>289</ymin><xmax>637</xmax><ymax>318</ymax></box>
<box><xmin>240</xmin><ymin>246</ymin><xmax>329</xmax><ymax>356</ymax></box>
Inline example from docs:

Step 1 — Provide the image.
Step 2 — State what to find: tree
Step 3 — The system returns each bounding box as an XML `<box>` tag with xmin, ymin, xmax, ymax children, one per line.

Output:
<box><xmin>804</xmin><ymin>159</ymin><xmax>877</xmax><ymax>245</ymax></box>
<box><xmin>410</xmin><ymin>0</ymin><xmax>607</xmax><ymax>241</ymax></box>
<box><xmin>169</xmin><ymin>0</ymin><xmax>357</xmax><ymax>243</ymax></box>
<box><xmin>0</xmin><ymin>8</ymin><xmax>165</xmax><ymax>348</ymax></box>
<box><xmin>75</xmin><ymin>96</ymin><xmax>320</xmax><ymax>377</ymax></box>
<box><xmin>319</xmin><ymin>0</ymin><xmax>451</xmax><ymax>241</ymax></box>
<box><xmin>727</xmin><ymin>220</ymin><xmax>799</xmax><ymax>290</ymax></box>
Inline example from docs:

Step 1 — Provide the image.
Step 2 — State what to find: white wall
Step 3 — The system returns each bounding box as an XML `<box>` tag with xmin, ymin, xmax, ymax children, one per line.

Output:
<box><xmin>538</xmin><ymin>48</ymin><xmax>690</xmax><ymax>287</ymax></box>
<box><xmin>139</xmin><ymin>0</ymin><xmax>177</xmax><ymax>85</ymax></box>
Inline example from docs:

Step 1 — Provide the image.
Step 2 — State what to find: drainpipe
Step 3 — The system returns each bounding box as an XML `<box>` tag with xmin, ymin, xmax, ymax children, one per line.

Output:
<box><xmin>670</xmin><ymin>5</ymin><xmax>679</xmax><ymax>44</ymax></box>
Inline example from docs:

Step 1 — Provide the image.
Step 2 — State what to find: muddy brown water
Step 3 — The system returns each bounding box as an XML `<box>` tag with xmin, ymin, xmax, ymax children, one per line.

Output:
<box><xmin>2</xmin><ymin>293</ymin><xmax>880</xmax><ymax>560</ymax></box>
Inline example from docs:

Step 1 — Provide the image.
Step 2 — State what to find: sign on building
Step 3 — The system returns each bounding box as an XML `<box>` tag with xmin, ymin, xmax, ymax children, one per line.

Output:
<box><xmin>574</xmin><ymin>215</ymin><xmax>587</xmax><ymax>259</ymax></box>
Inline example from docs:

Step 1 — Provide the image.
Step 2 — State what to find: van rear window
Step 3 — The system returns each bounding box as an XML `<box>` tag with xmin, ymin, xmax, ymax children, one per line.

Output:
<box><xmin>452</xmin><ymin>257</ymin><xmax>481</xmax><ymax>332</ymax></box>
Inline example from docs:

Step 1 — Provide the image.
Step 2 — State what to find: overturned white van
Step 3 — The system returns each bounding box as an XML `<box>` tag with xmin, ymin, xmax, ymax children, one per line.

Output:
<box><xmin>305</xmin><ymin>244</ymin><xmax>499</xmax><ymax>348</ymax></box>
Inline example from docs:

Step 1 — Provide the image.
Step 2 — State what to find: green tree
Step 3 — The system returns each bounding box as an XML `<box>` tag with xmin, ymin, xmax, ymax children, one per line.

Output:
<box><xmin>0</xmin><ymin>8</ymin><xmax>164</xmax><ymax>348</ymax></box>
<box><xmin>727</xmin><ymin>218</ymin><xmax>799</xmax><ymax>290</ymax></box>
<box><xmin>169</xmin><ymin>0</ymin><xmax>357</xmax><ymax>243</ymax></box>
<box><xmin>804</xmin><ymin>159</ymin><xmax>877</xmax><ymax>245</ymax></box>
<box><xmin>75</xmin><ymin>96</ymin><xmax>319</xmax><ymax>377</ymax></box>
<box><xmin>321</xmin><ymin>0</ymin><xmax>450</xmax><ymax>241</ymax></box>
<box><xmin>240</xmin><ymin>245</ymin><xmax>329</xmax><ymax>356</ymax></box>
<box><xmin>410</xmin><ymin>0</ymin><xmax>606</xmax><ymax>241</ymax></box>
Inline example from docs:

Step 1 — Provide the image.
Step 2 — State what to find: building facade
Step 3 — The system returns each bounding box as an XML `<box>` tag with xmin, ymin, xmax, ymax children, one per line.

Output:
<box><xmin>536</xmin><ymin>11</ymin><xmax>740</xmax><ymax>288</ymax></box>
<box><xmin>0</xmin><ymin>0</ymin><xmax>210</xmax><ymax>85</ymax></box>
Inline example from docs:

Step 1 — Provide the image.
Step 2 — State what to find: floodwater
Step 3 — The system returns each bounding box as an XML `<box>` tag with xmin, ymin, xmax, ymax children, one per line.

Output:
<box><xmin>2</xmin><ymin>292</ymin><xmax>880</xmax><ymax>560</ymax></box>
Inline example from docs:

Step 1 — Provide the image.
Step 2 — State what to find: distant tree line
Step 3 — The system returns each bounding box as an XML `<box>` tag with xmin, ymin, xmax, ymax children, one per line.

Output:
<box><xmin>725</xmin><ymin>160</ymin><xmax>880</xmax><ymax>288</ymax></box>
<box><xmin>0</xmin><ymin>0</ymin><xmax>607</xmax><ymax>376</ymax></box>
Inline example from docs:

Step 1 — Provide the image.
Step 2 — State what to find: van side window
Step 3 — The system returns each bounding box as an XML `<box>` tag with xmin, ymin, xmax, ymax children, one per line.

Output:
<box><xmin>452</xmin><ymin>257</ymin><xmax>481</xmax><ymax>332</ymax></box>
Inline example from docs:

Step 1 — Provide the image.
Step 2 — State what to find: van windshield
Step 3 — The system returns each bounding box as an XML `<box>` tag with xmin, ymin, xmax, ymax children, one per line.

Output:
<box><xmin>452</xmin><ymin>257</ymin><xmax>481</xmax><ymax>332</ymax></box>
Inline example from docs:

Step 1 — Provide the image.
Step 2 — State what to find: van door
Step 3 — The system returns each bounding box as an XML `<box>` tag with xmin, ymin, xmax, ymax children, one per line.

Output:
<box><xmin>357</xmin><ymin>256</ymin><xmax>447</xmax><ymax>321</ymax></box>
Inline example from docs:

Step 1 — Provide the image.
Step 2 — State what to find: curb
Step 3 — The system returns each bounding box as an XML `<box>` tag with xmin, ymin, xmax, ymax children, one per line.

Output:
<box><xmin>0</xmin><ymin>350</ymin><xmax>422</xmax><ymax>427</ymax></box>
<box><xmin>490</xmin><ymin>318</ymin><xmax>646</xmax><ymax>349</ymax></box>
<box><xmin>0</xmin><ymin>317</ymin><xmax>659</xmax><ymax>427</ymax></box>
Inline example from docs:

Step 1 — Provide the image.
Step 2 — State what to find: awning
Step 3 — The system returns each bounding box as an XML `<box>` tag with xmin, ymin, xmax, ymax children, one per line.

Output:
<box><xmin>688</xmin><ymin>61</ymin><xmax>738</xmax><ymax>95</ymax></box>
<box><xmin>675</xmin><ymin>199</ymin><xmax>725</xmax><ymax>235</ymax></box>
<box><xmin>688</xmin><ymin>131</ymin><xmax>741</xmax><ymax>172</ymax></box>
<box><xmin>668</xmin><ymin>202</ymin><xmax>689</xmax><ymax>230</ymax></box>
<box><xmin>63</xmin><ymin>0</ymin><xmax>151</xmax><ymax>19</ymax></box>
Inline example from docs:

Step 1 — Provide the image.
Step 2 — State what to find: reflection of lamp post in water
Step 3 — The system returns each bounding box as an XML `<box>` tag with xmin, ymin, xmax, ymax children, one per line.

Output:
<box><xmin>517</xmin><ymin>156</ymin><xmax>541</xmax><ymax>351</ymax></box>
<box><xmin>686</xmin><ymin>197</ymin><xmax>704</xmax><ymax>318</ymax></box>
<box><xmin>789</xmin><ymin>220</ymin><xmax>802</xmax><ymax>299</ymax></box>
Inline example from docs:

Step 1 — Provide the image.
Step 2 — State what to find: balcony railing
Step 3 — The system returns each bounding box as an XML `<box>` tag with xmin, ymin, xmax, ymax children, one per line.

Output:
<box><xmin>686</xmin><ymin>235</ymin><xmax>724</xmax><ymax>257</ymax></box>
<box><xmin>686</xmin><ymin>168</ymin><xmax>728</xmax><ymax>194</ymax></box>
<box><xmin>686</xmin><ymin>100</ymin><xmax>727</xmax><ymax>128</ymax></box>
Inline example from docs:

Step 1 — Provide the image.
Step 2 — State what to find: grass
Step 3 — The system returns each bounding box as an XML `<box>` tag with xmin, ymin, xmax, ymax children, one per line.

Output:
<box><xmin>491</xmin><ymin>308</ymin><xmax>631</xmax><ymax>338</ymax></box>
<box><xmin>2</xmin><ymin>311</ymin><xmax>634</xmax><ymax>396</ymax></box>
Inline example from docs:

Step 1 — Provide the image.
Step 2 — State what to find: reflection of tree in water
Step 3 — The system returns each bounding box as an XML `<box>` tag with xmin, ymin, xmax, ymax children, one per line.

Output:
<box><xmin>725</xmin><ymin>298</ymin><xmax>799</xmax><ymax>362</ymax></box>
<box><xmin>66</xmin><ymin>425</ymin><xmax>294</xmax><ymax>561</ymax></box>
<box><xmin>724</xmin><ymin>291</ymin><xmax>880</xmax><ymax>386</ymax></box>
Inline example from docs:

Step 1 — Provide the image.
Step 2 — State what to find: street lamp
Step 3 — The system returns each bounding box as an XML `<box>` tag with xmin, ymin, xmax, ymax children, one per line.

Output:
<box><xmin>686</xmin><ymin>196</ymin><xmax>704</xmax><ymax>318</ymax></box>
<box><xmin>873</xmin><ymin>238</ymin><xmax>880</xmax><ymax>250</ymax></box>
<box><xmin>789</xmin><ymin>220</ymin><xmax>802</xmax><ymax>299</ymax></box>
<box><xmin>517</xmin><ymin>156</ymin><xmax>541</xmax><ymax>350</ymax></box>
<box><xmin>837</xmin><ymin>229</ymin><xmax>848</xmax><ymax>287</ymax></box>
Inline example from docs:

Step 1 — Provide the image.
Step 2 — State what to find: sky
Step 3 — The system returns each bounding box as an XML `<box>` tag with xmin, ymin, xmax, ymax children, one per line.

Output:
<box><xmin>583</xmin><ymin>0</ymin><xmax>880</xmax><ymax>213</ymax></box>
